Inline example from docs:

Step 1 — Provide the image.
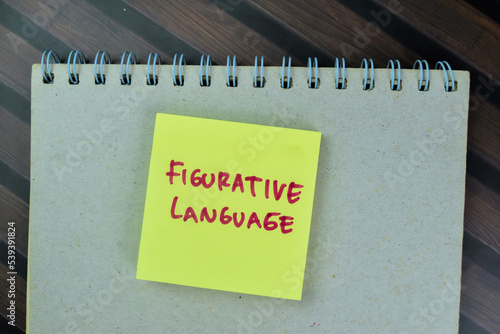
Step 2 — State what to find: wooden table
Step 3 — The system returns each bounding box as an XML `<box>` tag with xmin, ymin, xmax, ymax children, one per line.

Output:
<box><xmin>0</xmin><ymin>0</ymin><xmax>499</xmax><ymax>333</ymax></box>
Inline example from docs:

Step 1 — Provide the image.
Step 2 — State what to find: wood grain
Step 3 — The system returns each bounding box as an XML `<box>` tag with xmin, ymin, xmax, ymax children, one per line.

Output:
<box><xmin>4</xmin><ymin>0</ymin><xmax>165</xmax><ymax>63</ymax></box>
<box><xmin>372</xmin><ymin>0</ymin><xmax>500</xmax><ymax>81</ymax></box>
<box><xmin>0</xmin><ymin>106</ymin><xmax>30</xmax><ymax>180</ymax></box>
<box><xmin>0</xmin><ymin>24</ymin><xmax>40</xmax><ymax>99</ymax></box>
<box><xmin>0</xmin><ymin>185</ymin><xmax>29</xmax><ymax>258</ymax></box>
<box><xmin>124</xmin><ymin>0</ymin><xmax>286</xmax><ymax>65</ymax></box>
<box><xmin>465</xmin><ymin>175</ymin><xmax>500</xmax><ymax>255</ymax></box>
<box><xmin>248</xmin><ymin>0</ymin><xmax>420</xmax><ymax>65</ymax></box>
<box><xmin>468</xmin><ymin>98</ymin><xmax>500</xmax><ymax>169</ymax></box>
<box><xmin>461</xmin><ymin>256</ymin><xmax>500</xmax><ymax>333</ymax></box>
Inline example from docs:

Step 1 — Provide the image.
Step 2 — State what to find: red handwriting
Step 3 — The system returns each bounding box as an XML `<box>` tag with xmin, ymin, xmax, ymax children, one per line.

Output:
<box><xmin>165</xmin><ymin>159</ymin><xmax>303</xmax><ymax>204</ymax></box>
<box><xmin>171</xmin><ymin>196</ymin><xmax>294</xmax><ymax>234</ymax></box>
<box><xmin>165</xmin><ymin>159</ymin><xmax>303</xmax><ymax>234</ymax></box>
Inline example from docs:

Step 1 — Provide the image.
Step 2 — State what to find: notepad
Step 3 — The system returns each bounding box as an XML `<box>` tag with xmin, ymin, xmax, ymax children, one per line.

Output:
<box><xmin>29</xmin><ymin>55</ymin><xmax>469</xmax><ymax>333</ymax></box>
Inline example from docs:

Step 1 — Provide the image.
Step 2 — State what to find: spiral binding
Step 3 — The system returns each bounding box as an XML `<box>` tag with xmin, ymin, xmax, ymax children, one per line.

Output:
<box><xmin>41</xmin><ymin>50</ymin><xmax>60</xmax><ymax>84</ymax></box>
<box><xmin>387</xmin><ymin>59</ymin><xmax>401</xmax><ymax>91</ymax></box>
<box><xmin>94</xmin><ymin>51</ymin><xmax>111</xmax><ymax>85</ymax></box>
<box><xmin>147</xmin><ymin>53</ymin><xmax>161</xmax><ymax>86</ymax></box>
<box><xmin>281</xmin><ymin>56</ymin><xmax>292</xmax><ymax>89</ymax></box>
<box><xmin>413</xmin><ymin>60</ymin><xmax>430</xmax><ymax>91</ymax></box>
<box><xmin>254</xmin><ymin>56</ymin><xmax>264</xmax><ymax>88</ymax></box>
<box><xmin>40</xmin><ymin>50</ymin><xmax>458</xmax><ymax>92</ymax></box>
<box><xmin>120</xmin><ymin>52</ymin><xmax>136</xmax><ymax>85</ymax></box>
<box><xmin>226</xmin><ymin>55</ymin><xmax>237</xmax><ymax>87</ymax></box>
<box><xmin>361</xmin><ymin>58</ymin><xmax>374</xmax><ymax>90</ymax></box>
<box><xmin>335</xmin><ymin>57</ymin><xmax>346</xmax><ymax>89</ymax></box>
<box><xmin>308</xmin><ymin>57</ymin><xmax>319</xmax><ymax>89</ymax></box>
<box><xmin>200</xmin><ymin>54</ymin><xmax>211</xmax><ymax>87</ymax></box>
<box><xmin>67</xmin><ymin>50</ymin><xmax>85</xmax><ymax>84</ymax></box>
<box><xmin>173</xmin><ymin>53</ymin><xmax>185</xmax><ymax>86</ymax></box>
<box><xmin>435</xmin><ymin>61</ymin><xmax>455</xmax><ymax>92</ymax></box>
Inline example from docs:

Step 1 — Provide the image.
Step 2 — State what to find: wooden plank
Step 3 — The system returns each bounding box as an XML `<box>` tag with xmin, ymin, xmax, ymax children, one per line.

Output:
<box><xmin>459</xmin><ymin>313</ymin><xmax>491</xmax><ymax>334</ymax></box>
<box><xmin>248</xmin><ymin>0</ymin><xmax>420</xmax><ymax>65</ymax></box>
<box><xmin>461</xmin><ymin>256</ymin><xmax>500</xmax><ymax>333</ymax></box>
<box><xmin>468</xmin><ymin>100</ymin><xmax>500</xmax><ymax>169</ymax></box>
<box><xmin>466</xmin><ymin>0</ymin><xmax>500</xmax><ymax>24</ymax></box>
<box><xmin>124</xmin><ymin>0</ymin><xmax>287</xmax><ymax>65</ymax></box>
<box><xmin>0</xmin><ymin>262</ymin><xmax>26</xmax><ymax>331</ymax></box>
<box><xmin>464</xmin><ymin>175</ymin><xmax>500</xmax><ymax>255</ymax></box>
<box><xmin>0</xmin><ymin>185</ymin><xmax>29</xmax><ymax>258</ymax></box>
<box><xmin>371</xmin><ymin>0</ymin><xmax>500</xmax><ymax>81</ymax></box>
<box><xmin>0</xmin><ymin>24</ymin><xmax>40</xmax><ymax>99</ymax></box>
<box><xmin>3</xmin><ymin>0</ymin><xmax>165</xmax><ymax>63</ymax></box>
<box><xmin>0</xmin><ymin>106</ymin><xmax>30</xmax><ymax>179</ymax></box>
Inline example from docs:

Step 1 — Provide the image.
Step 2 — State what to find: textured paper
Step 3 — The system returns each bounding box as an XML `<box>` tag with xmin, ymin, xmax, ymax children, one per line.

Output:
<box><xmin>137</xmin><ymin>113</ymin><xmax>321</xmax><ymax>300</ymax></box>
<box><xmin>29</xmin><ymin>64</ymin><xmax>468</xmax><ymax>333</ymax></box>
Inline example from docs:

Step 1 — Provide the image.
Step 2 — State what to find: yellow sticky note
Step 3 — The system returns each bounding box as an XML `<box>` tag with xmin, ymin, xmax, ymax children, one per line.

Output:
<box><xmin>137</xmin><ymin>114</ymin><xmax>321</xmax><ymax>300</ymax></box>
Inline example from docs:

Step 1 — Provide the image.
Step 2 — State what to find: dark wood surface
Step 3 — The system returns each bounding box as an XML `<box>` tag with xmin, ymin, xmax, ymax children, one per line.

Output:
<box><xmin>0</xmin><ymin>0</ymin><xmax>499</xmax><ymax>332</ymax></box>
